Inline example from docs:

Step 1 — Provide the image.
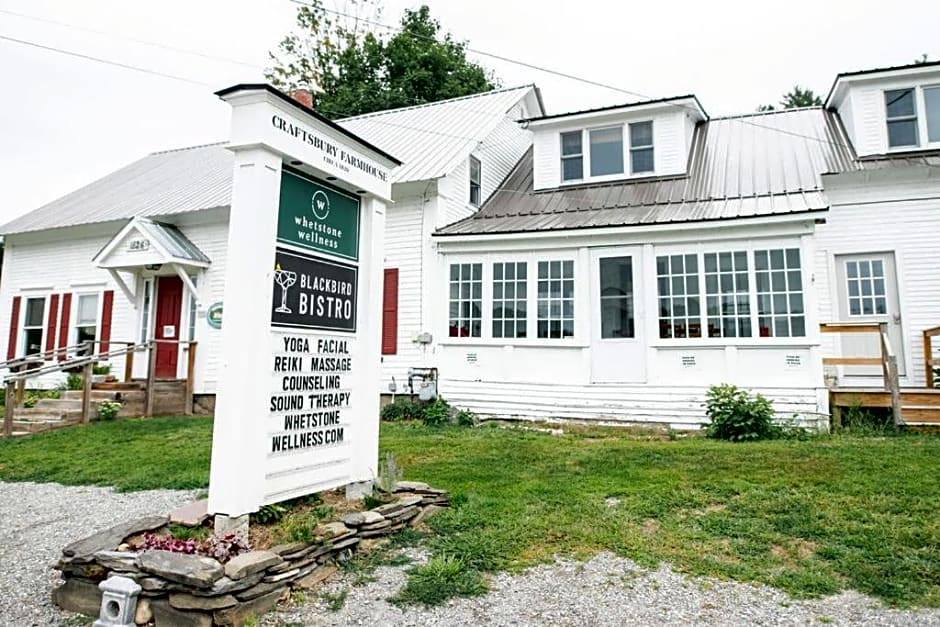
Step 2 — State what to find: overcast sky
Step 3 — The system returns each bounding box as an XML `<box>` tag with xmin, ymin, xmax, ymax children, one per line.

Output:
<box><xmin>1</xmin><ymin>0</ymin><xmax>937</xmax><ymax>223</ymax></box>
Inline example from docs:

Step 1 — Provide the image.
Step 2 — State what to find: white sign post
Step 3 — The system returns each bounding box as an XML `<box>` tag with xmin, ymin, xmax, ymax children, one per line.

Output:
<box><xmin>207</xmin><ymin>85</ymin><xmax>399</xmax><ymax>527</ymax></box>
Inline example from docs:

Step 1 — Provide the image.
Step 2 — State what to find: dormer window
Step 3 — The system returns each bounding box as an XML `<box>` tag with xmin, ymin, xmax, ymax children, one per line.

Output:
<box><xmin>885</xmin><ymin>88</ymin><xmax>918</xmax><ymax>148</ymax></box>
<box><xmin>560</xmin><ymin>131</ymin><xmax>583</xmax><ymax>181</ymax></box>
<box><xmin>926</xmin><ymin>86</ymin><xmax>940</xmax><ymax>143</ymax></box>
<box><xmin>629</xmin><ymin>122</ymin><xmax>654</xmax><ymax>173</ymax></box>
<box><xmin>589</xmin><ymin>127</ymin><xmax>624</xmax><ymax>176</ymax></box>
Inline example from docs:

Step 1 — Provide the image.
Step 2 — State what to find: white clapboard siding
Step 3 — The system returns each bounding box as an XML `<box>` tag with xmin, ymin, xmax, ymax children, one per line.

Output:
<box><xmin>381</xmin><ymin>198</ymin><xmax>430</xmax><ymax>389</ymax></box>
<box><xmin>815</xmin><ymin>187</ymin><xmax>940</xmax><ymax>387</ymax></box>
<box><xmin>439</xmin><ymin>379</ymin><xmax>824</xmax><ymax>430</ymax></box>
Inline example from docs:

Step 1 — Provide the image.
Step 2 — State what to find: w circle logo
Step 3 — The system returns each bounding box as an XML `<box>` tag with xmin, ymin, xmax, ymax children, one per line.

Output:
<box><xmin>311</xmin><ymin>190</ymin><xmax>330</xmax><ymax>220</ymax></box>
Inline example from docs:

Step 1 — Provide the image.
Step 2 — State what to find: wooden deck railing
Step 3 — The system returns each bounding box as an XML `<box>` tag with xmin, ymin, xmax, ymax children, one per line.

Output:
<box><xmin>2</xmin><ymin>339</ymin><xmax>198</xmax><ymax>438</ymax></box>
<box><xmin>924</xmin><ymin>326</ymin><xmax>940</xmax><ymax>388</ymax></box>
<box><xmin>820</xmin><ymin>323</ymin><xmax>902</xmax><ymax>427</ymax></box>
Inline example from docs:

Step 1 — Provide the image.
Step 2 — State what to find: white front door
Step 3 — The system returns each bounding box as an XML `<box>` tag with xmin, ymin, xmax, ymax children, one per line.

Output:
<box><xmin>835</xmin><ymin>252</ymin><xmax>905</xmax><ymax>377</ymax></box>
<box><xmin>590</xmin><ymin>247</ymin><xmax>646</xmax><ymax>383</ymax></box>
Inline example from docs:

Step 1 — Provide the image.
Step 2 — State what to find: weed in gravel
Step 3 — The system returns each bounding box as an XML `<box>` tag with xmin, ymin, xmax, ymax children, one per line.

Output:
<box><xmin>391</xmin><ymin>554</ymin><xmax>487</xmax><ymax>607</ymax></box>
<box><xmin>320</xmin><ymin>589</ymin><xmax>348</xmax><ymax>611</ymax></box>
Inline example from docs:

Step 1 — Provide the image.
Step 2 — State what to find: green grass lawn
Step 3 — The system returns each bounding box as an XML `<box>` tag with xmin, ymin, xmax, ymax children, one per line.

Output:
<box><xmin>1</xmin><ymin>417</ymin><xmax>938</xmax><ymax>606</ymax></box>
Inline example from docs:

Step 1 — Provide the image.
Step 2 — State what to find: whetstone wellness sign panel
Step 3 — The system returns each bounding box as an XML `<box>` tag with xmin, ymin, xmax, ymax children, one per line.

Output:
<box><xmin>277</xmin><ymin>169</ymin><xmax>361</xmax><ymax>262</ymax></box>
<box><xmin>267</xmin><ymin>168</ymin><xmax>362</xmax><ymax>488</ymax></box>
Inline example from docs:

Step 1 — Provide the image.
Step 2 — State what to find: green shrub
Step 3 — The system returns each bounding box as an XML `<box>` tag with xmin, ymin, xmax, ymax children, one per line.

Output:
<box><xmin>704</xmin><ymin>383</ymin><xmax>777</xmax><ymax>442</ymax></box>
<box><xmin>96</xmin><ymin>400</ymin><xmax>122</xmax><ymax>421</ymax></box>
<box><xmin>455</xmin><ymin>408</ymin><xmax>477</xmax><ymax>427</ymax></box>
<box><xmin>66</xmin><ymin>374</ymin><xmax>84</xmax><ymax>391</ymax></box>
<box><xmin>391</xmin><ymin>554</ymin><xmax>487</xmax><ymax>606</ymax></box>
<box><xmin>92</xmin><ymin>364</ymin><xmax>111</xmax><ymax>376</ymax></box>
<box><xmin>381</xmin><ymin>398</ymin><xmax>423</xmax><ymax>422</ymax></box>
<box><xmin>421</xmin><ymin>397</ymin><xmax>450</xmax><ymax>427</ymax></box>
<box><xmin>933</xmin><ymin>367</ymin><xmax>940</xmax><ymax>389</ymax></box>
<box><xmin>251</xmin><ymin>502</ymin><xmax>288</xmax><ymax>524</ymax></box>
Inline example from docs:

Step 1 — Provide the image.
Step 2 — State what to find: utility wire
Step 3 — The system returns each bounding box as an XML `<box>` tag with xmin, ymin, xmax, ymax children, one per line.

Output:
<box><xmin>0</xmin><ymin>7</ymin><xmax>263</xmax><ymax>68</ymax></box>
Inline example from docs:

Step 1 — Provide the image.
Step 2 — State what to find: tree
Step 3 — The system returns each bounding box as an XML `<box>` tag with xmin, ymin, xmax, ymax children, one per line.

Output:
<box><xmin>266</xmin><ymin>1</ymin><xmax>498</xmax><ymax>119</ymax></box>
<box><xmin>757</xmin><ymin>85</ymin><xmax>823</xmax><ymax>112</ymax></box>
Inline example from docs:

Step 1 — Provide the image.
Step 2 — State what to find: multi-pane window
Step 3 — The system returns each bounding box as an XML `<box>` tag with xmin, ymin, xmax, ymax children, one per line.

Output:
<box><xmin>599</xmin><ymin>257</ymin><xmax>634</xmax><ymax>338</ymax></box>
<box><xmin>22</xmin><ymin>297</ymin><xmax>45</xmax><ymax>356</ymax></box>
<box><xmin>537</xmin><ymin>260</ymin><xmax>574</xmax><ymax>338</ymax></box>
<box><xmin>845</xmin><ymin>259</ymin><xmax>887</xmax><ymax>316</ymax></box>
<box><xmin>885</xmin><ymin>88</ymin><xmax>918</xmax><ymax>148</ymax></box>
<box><xmin>589</xmin><ymin>127</ymin><xmax>624</xmax><ymax>176</ymax></box>
<box><xmin>448</xmin><ymin>263</ymin><xmax>482</xmax><ymax>337</ymax></box>
<box><xmin>469</xmin><ymin>156</ymin><xmax>482</xmax><ymax>207</ymax></box>
<box><xmin>925</xmin><ymin>86</ymin><xmax>940</xmax><ymax>144</ymax></box>
<box><xmin>657</xmin><ymin>254</ymin><xmax>701</xmax><ymax>339</ymax></box>
<box><xmin>755</xmin><ymin>248</ymin><xmax>805</xmax><ymax>337</ymax></box>
<box><xmin>560</xmin><ymin>131</ymin><xmax>583</xmax><ymax>181</ymax></box>
<box><xmin>139</xmin><ymin>279</ymin><xmax>153</xmax><ymax>343</ymax></box>
<box><xmin>76</xmin><ymin>294</ymin><xmax>99</xmax><ymax>351</ymax></box>
<box><xmin>657</xmin><ymin>248</ymin><xmax>806</xmax><ymax>340</ymax></box>
<box><xmin>704</xmin><ymin>251</ymin><xmax>751</xmax><ymax>338</ymax></box>
<box><xmin>629</xmin><ymin>121</ymin><xmax>654</xmax><ymax>173</ymax></box>
<box><xmin>492</xmin><ymin>262</ymin><xmax>527</xmax><ymax>338</ymax></box>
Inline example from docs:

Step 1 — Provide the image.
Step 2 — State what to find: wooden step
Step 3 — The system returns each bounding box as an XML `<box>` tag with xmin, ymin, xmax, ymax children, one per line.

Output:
<box><xmin>901</xmin><ymin>406</ymin><xmax>940</xmax><ymax>425</ymax></box>
<box><xmin>32</xmin><ymin>398</ymin><xmax>83</xmax><ymax>411</ymax></box>
<box><xmin>93</xmin><ymin>381</ymin><xmax>146</xmax><ymax>391</ymax></box>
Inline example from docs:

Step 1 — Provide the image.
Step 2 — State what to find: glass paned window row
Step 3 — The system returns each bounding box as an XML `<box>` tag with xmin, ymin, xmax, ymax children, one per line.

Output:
<box><xmin>537</xmin><ymin>260</ymin><xmax>574</xmax><ymax>339</ymax></box>
<box><xmin>492</xmin><ymin>261</ymin><xmax>527</xmax><ymax>339</ymax></box>
<box><xmin>448</xmin><ymin>263</ymin><xmax>482</xmax><ymax>337</ymax></box>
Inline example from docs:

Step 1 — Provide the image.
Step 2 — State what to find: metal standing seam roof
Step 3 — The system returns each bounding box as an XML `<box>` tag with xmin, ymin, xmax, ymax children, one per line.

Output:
<box><xmin>136</xmin><ymin>218</ymin><xmax>211</xmax><ymax>264</ymax></box>
<box><xmin>1</xmin><ymin>86</ymin><xmax>537</xmax><ymax>235</ymax></box>
<box><xmin>435</xmin><ymin>107</ymin><xmax>860</xmax><ymax>236</ymax></box>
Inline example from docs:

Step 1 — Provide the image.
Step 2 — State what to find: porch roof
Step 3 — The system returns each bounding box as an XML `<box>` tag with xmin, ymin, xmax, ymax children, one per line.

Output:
<box><xmin>93</xmin><ymin>217</ymin><xmax>210</xmax><ymax>270</ymax></box>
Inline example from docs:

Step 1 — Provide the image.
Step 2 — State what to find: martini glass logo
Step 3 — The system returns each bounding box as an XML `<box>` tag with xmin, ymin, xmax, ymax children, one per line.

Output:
<box><xmin>273</xmin><ymin>263</ymin><xmax>297</xmax><ymax>314</ymax></box>
<box><xmin>311</xmin><ymin>190</ymin><xmax>330</xmax><ymax>220</ymax></box>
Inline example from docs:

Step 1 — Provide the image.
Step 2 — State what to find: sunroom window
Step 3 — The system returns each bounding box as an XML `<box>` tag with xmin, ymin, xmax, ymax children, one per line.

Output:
<box><xmin>885</xmin><ymin>88</ymin><xmax>918</xmax><ymax>148</ymax></box>
<box><xmin>448</xmin><ymin>263</ymin><xmax>482</xmax><ymax>337</ymax></box>
<box><xmin>537</xmin><ymin>260</ymin><xmax>574</xmax><ymax>338</ymax></box>
<box><xmin>492</xmin><ymin>262</ymin><xmax>527</xmax><ymax>339</ymax></box>
<box><xmin>657</xmin><ymin>248</ymin><xmax>805</xmax><ymax>340</ymax></box>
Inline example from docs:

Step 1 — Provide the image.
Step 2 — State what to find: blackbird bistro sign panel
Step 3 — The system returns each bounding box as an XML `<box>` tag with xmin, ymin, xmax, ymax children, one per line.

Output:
<box><xmin>272</xmin><ymin>247</ymin><xmax>357</xmax><ymax>332</ymax></box>
<box><xmin>277</xmin><ymin>169</ymin><xmax>360</xmax><ymax>261</ymax></box>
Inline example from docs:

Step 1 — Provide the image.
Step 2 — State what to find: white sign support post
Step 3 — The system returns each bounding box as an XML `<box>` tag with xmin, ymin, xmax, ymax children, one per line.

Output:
<box><xmin>207</xmin><ymin>84</ymin><xmax>399</xmax><ymax>530</ymax></box>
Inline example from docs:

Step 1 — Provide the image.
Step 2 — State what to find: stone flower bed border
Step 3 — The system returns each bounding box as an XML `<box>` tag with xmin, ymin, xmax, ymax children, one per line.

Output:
<box><xmin>53</xmin><ymin>481</ymin><xmax>449</xmax><ymax>626</ymax></box>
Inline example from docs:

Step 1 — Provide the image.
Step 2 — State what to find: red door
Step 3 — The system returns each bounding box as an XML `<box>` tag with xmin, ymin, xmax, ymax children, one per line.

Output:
<box><xmin>155</xmin><ymin>276</ymin><xmax>183</xmax><ymax>379</ymax></box>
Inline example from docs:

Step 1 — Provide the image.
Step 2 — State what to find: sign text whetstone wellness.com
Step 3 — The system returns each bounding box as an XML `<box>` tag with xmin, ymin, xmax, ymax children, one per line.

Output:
<box><xmin>278</xmin><ymin>169</ymin><xmax>361</xmax><ymax>262</ymax></box>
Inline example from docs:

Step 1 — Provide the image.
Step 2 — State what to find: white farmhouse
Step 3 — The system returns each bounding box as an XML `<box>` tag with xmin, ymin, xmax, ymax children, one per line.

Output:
<box><xmin>433</xmin><ymin>61</ymin><xmax>940</xmax><ymax>428</ymax></box>
<box><xmin>0</xmin><ymin>85</ymin><xmax>543</xmax><ymax>415</ymax></box>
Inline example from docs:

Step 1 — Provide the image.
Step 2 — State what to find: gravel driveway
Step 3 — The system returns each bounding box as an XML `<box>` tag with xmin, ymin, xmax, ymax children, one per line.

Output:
<box><xmin>2</xmin><ymin>481</ymin><xmax>938</xmax><ymax>627</ymax></box>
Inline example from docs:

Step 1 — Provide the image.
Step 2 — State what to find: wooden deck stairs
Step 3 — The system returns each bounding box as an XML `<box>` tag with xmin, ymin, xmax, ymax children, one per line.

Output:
<box><xmin>822</xmin><ymin>323</ymin><xmax>940</xmax><ymax>428</ymax></box>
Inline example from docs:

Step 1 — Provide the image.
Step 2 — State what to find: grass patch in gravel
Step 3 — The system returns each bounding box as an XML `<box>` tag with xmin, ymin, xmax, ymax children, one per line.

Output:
<box><xmin>391</xmin><ymin>554</ymin><xmax>488</xmax><ymax>607</ymax></box>
<box><xmin>0</xmin><ymin>416</ymin><xmax>211</xmax><ymax>491</ymax></box>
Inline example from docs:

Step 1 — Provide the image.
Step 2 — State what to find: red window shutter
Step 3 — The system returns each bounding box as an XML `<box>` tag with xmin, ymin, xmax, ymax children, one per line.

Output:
<box><xmin>45</xmin><ymin>294</ymin><xmax>60</xmax><ymax>353</ymax></box>
<box><xmin>381</xmin><ymin>269</ymin><xmax>399</xmax><ymax>355</ymax></box>
<box><xmin>99</xmin><ymin>290</ymin><xmax>114</xmax><ymax>355</ymax></box>
<box><xmin>7</xmin><ymin>296</ymin><xmax>21</xmax><ymax>360</ymax></box>
<box><xmin>58</xmin><ymin>293</ymin><xmax>72</xmax><ymax>360</ymax></box>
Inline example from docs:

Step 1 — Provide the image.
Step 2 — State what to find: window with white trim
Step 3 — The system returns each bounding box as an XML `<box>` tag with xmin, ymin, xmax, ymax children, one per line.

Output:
<box><xmin>560</xmin><ymin>131</ymin><xmax>583</xmax><ymax>181</ymax></box>
<box><xmin>76</xmin><ymin>293</ymin><xmax>99</xmax><ymax>350</ymax></box>
<box><xmin>845</xmin><ymin>259</ymin><xmax>887</xmax><ymax>316</ymax></box>
<box><xmin>925</xmin><ymin>86</ymin><xmax>940</xmax><ymax>143</ymax></box>
<box><xmin>22</xmin><ymin>297</ymin><xmax>45</xmax><ymax>356</ymax></box>
<box><xmin>589</xmin><ymin>127</ymin><xmax>623</xmax><ymax>176</ymax></box>
<box><xmin>448</xmin><ymin>263</ymin><xmax>482</xmax><ymax>337</ymax></box>
<box><xmin>657</xmin><ymin>248</ymin><xmax>806</xmax><ymax>340</ymax></box>
<box><xmin>657</xmin><ymin>254</ymin><xmax>701</xmax><ymax>339</ymax></box>
<box><xmin>885</xmin><ymin>88</ymin><xmax>918</xmax><ymax>148</ymax></box>
<box><xmin>704</xmin><ymin>251</ymin><xmax>750</xmax><ymax>338</ymax></box>
<box><xmin>754</xmin><ymin>248</ymin><xmax>805</xmax><ymax>337</ymax></box>
<box><xmin>629</xmin><ymin>121</ymin><xmax>654</xmax><ymax>173</ymax></box>
<box><xmin>139</xmin><ymin>279</ymin><xmax>153</xmax><ymax>343</ymax></box>
<box><xmin>469</xmin><ymin>156</ymin><xmax>482</xmax><ymax>207</ymax></box>
<box><xmin>537</xmin><ymin>260</ymin><xmax>574</xmax><ymax>338</ymax></box>
<box><xmin>492</xmin><ymin>262</ymin><xmax>527</xmax><ymax>339</ymax></box>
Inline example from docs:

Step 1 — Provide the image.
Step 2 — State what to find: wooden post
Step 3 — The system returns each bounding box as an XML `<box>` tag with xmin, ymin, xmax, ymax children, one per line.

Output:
<box><xmin>3</xmin><ymin>380</ymin><xmax>14</xmax><ymax>437</ymax></box>
<box><xmin>185</xmin><ymin>342</ymin><xmax>197</xmax><ymax>415</ymax></box>
<box><xmin>124</xmin><ymin>343</ymin><xmax>135</xmax><ymax>383</ymax></box>
<box><xmin>925</xmin><ymin>330</ymin><xmax>934</xmax><ymax>389</ymax></box>
<box><xmin>881</xmin><ymin>323</ymin><xmax>903</xmax><ymax>429</ymax></box>
<box><xmin>81</xmin><ymin>360</ymin><xmax>94</xmax><ymax>424</ymax></box>
<box><xmin>831</xmin><ymin>404</ymin><xmax>842</xmax><ymax>432</ymax></box>
<box><xmin>145</xmin><ymin>342</ymin><xmax>156</xmax><ymax>417</ymax></box>
<box><xmin>14</xmin><ymin>377</ymin><xmax>25</xmax><ymax>407</ymax></box>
